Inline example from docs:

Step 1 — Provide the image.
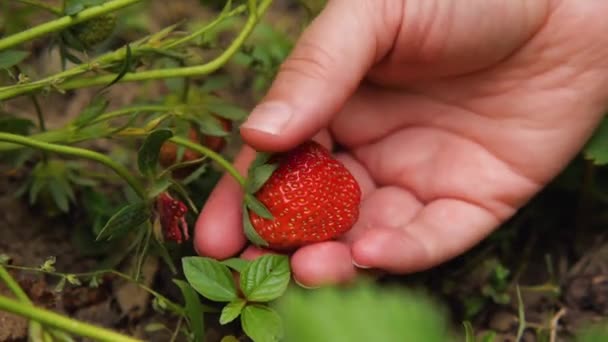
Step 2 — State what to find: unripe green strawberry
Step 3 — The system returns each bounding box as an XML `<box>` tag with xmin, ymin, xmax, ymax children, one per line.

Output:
<box><xmin>70</xmin><ymin>14</ymin><xmax>116</xmax><ymax>48</ymax></box>
<box><xmin>246</xmin><ymin>141</ymin><xmax>361</xmax><ymax>250</ymax></box>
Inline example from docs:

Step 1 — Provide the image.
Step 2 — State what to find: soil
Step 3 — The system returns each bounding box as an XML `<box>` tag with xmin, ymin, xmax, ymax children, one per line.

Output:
<box><xmin>2</xmin><ymin>1</ymin><xmax>608</xmax><ymax>342</ymax></box>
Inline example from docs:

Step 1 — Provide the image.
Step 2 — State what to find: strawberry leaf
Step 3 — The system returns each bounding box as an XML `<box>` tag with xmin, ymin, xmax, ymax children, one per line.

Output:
<box><xmin>244</xmin><ymin>194</ymin><xmax>273</xmax><ymax>220</ymax></box>
<box><xmin>584</xmin><ymin>115</ymin><xmax>608</xmax><ymax>165</ymax></box>
<box><xmin>148</xmin><ymin>177</ymin><xmax>172</xmax><ymax>199</ymax></box>
<box><xmin>241</xmin><ymin>304</ymin><xmax>284</xmax><ymax>342</ymax></box>
<box><xmin>220</xmin><ymin>298</ymin><xmax>247</xmax><ymax>325</ymax></box>
<box><xmin>190</xmin><ymin>114</ymin><xmax>229</xmax><ymax>137</ymax></box>
<box><xmin>72</xmin><ymin>95</ymin><xmax>109</xmax><ymax>127</ymax></box>
<box><xmin>0</xmin><ymin>117</ymin><xmax>35</xmax><ymax>134</ymax></box>
<box><xmin>96</xmin><ymin>201</ymin><xmax>151</xmax><ymax>241</ymax></box>
<box><xmin>138</xmin><ymin>129</ymin><xmax>174</xmax><ymax>177</ymax></box>
<box><xmin>182</xmin><ymin>257</ymin><xmax>238</xmax><ymax>302</ymax></box>
<box><xmin>173</xmin><ymin>279</ymin><xmax>205</xmax><ymax>342</ymax></box>
<box><xmin>0</xmin><ymin>50</ymin><xmax>29</xmax><ymax>69</ymax></box>
<box><xmin>242</xmin><ymin>204</ymin><xmax>269</xmax><ymax>247</ymax></box>
<box><xmin>221</xmin><ymin>258</ymin><xmax>251</xmax><ymax>273</ymax></box>
<box><xmin>205</xmin><ymin>98</ymin><xmax>248</xmax><ymax>121</ymax></box>
<box><xmin>246</xmin><ymin>163</ymin><xmax>278</xmax><ymax>194</ymax></box>
<box><xmin>240</xmin><ymin>254</ymin><xmax>290</xmax><ymax>302</ymax></box>
<box><xmin>274</xmin><ymin>280</ymin><xmax>450</xmax><ymax>342</ymax></box>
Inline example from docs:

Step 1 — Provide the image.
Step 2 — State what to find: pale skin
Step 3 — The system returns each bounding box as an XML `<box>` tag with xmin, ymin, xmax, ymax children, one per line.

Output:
<box><xmin>195</xmin><ymin>0</ymin><xmax>608</xmax><ymax>287</ymax></box>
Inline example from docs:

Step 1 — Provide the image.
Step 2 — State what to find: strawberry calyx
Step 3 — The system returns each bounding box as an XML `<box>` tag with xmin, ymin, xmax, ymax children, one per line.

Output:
<box><xmin>242</xmin><ymin>151</ymin><xmax>279</xmax><ymax>247</ymax></box>
<box><xmin>242</xmin><ymin>153</ymin><xmax>277</xmax><ymax>247</ymax></box>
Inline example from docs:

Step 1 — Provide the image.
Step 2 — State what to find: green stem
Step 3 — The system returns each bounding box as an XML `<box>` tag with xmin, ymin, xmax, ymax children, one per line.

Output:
<box><xmin>0</xmin><ymin>265</ymin><xmax>50</xmax><ymax>340</ymax></box>
<box><xmin>0</xmin><ymin>0</ymin><xmax>141</xmax><ymax>51</ymax></box>
<box><xmin>0</xmin><ymin>295</ymin><xmax>142</xmax><ymax>342</ymax></box>
<box><xmin>0</xmin><ymin>3</ymin><xmax>253</xmax><ymax>101</ymax></box>
<box><xmin>0</xmin><ymin>133</ymin><xmax>145</xmax><ymax>198</ymax></box>
<box><xmin>87</xmin><ymin>104</ymin><xmax>174</xmax><ymax>126</ymax></box>
<box><xmin>14</xmin><ymin>0</ymin><xmax>62</xmax><ymax>15</ymax></box>
<box><xmin>58</xmin><ymin>0</ymin><xmax>273</xmax><ymax>90</ymax></box>
<box><xmin>0</xmin><ymin>265</ymin><xmax>32</xmax><ymax>304</ymax></box>
<box><xmin>0</xmin><ymin>104</ymin><xmax>174</xmax><ymax>152</ymax></box>
<box><xmin>171</xmin><ymin>136</ymin><xmax>246</xmax><ymax>187</ymax></box>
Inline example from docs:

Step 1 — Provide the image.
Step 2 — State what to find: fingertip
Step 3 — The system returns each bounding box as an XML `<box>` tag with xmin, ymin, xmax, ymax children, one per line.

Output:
<box><xmin>291</xmin><ymin>241</ymin><xmax>356</xmax><ymax>287</ymax></box>
<box><xmin>193</xmin><ymin>192</ymin><xmax>247</xmax><ymax>259</ymax></box>
<box><xmin>351</xmin><ymin>228</ymin><xmax>429</xmax><ymax>273</ymax></box>
<box><xmin>193</xmin><ymin>147</ymin><xmax>256</xmax><ymax>259</ymax></box>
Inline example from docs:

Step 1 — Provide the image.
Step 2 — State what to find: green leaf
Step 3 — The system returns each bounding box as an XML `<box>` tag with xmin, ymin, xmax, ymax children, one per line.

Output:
<box><xmin>274</xmin><ymin>280</ymin><xmax>450</xmax><ymax>342</ymax></box>
<box><xmin>148</xmin><ymin>177</ymin><xmax>172</xmax><ymax>199</ymax></box>
<box><xmin>40</xmin><ymin>256</ymin><xmax>56</xmax><ymax>272</ymax></box>
<box><xmin>173</xmin><ymin>279</ymin><xmax>205</xmax><ymax>342</ymax></box>
<box><xmin>193</xmin><ymin>114</ymin><xmax>229</xmax><ymax>137</ymax></box>
<box><xmin>72</xmin><ymin>96</ymin><xmax>109</xmax><ymax>127</ymax></box>
<box><xmin>63</xmin><ymin>0</ymin><xmax>104</xmax><ymax>15</ymax></box>
<box><xmin>0</xmin><ymin>117</ymin><xmax>34</xmax><ymax>134</ymax></box>
<box><xmin>242</xmin><ymin>204</ymin><xmax>268</xmax><ymax>247</ymax></box>
<box><xmin>240</xmin><ymin>254</ymin><xmax>290</xmax><ymax>302</ymax></box>
<box><xmin>206</xmin><ymin>101</ymin><xmax>248</xmax><ymax>121</ymax></box>
<box><xmin>584</xmin><ymin>115</ymin><xmax>608</xmax><ymax>165</ymax></box>
<box><xmin>244</xmin><ymin>194</ymin><xmax>273</xmax><ymax>220</ymax></box>
<box><xmin>96</xmin><ymin>202</ymin><xmax>151</xmax><ymax>241</ymax></box>
<box><xmin>182</xmin><ymin>256</ymin><xmax>238</xmax><ymax>302</ymax></box>
<box><xmin>48</xmin><ymin>180</ymin><xmax>71</xmax><ymax>212</ymax></box>
<box><xmin>220</xmin><ymin>299</ymin><xmax>246</xmax><ymax>325</ymax></box>
<box><xmin>103</xmin><ymin>44</ymin><xmax>132</xmax><ymax>89</ymax></box>
<box><xmin>241</xmin><ymin>305</ymin><xmax>283</xmax><ymax>342</ymax></box>
<box><xmin>138</xmin><ymin>129</ymin><xmax>173</xmax><ymax>177</ymax></box>
<box><xmin>221</xmin><ymin>258</ymin><xmax>251</xmax><ymax>273</ymax></box>
<box><xmin>0</xmin><ymin>50</ymin><xmax>29</xmax><ymax>69</ymax></box>
<box><xmin>481</xmin><ymin>331</ymin><xmax>497</xmax><ymax>342</ymax></box>
<box><xmin>246</xmin><ymin>163</ymin><xmax>278</xmax><ymax>194</ymax></box>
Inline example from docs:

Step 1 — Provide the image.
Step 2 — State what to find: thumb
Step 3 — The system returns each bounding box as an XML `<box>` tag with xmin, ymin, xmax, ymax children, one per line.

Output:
<box><xmin>240</xmin><ymin>0</ymin><xmax>397</xmax><ymax>151</ymax></box>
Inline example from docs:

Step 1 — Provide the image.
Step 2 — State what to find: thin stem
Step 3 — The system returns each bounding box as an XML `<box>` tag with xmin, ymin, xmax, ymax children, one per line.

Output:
<box><xmin>58</xmin><ymin>0</ymin><xmax>273</xmax><ymax>90</ymax></box>
<box><xmin>5</xmin><ymin>264</ymin><xmax>186</xmax><ymax>316</ymax></box>
<box><xmin>161</xmin><ymin>5</ymin><xmax>247</xmax><ymax>50</ymax></box>
<box><xmin>169</xmin><ymin>317</ymin><xmax>183</xmax><ymax>342</ymax></box>
<box><xmin>30</xmin><ymin>95</ymin><xmax>46</xmax><ymax>132</ymax></box>
<box><xmin>0</xmin><ymin>133</ymin><xmax>145</xmax><ymax>198</ymax></box>
<box><xmin>0</xmin><ymin>0</ymin><xmax>141</xmax><ymax>51</ymax></box>
<box><xmin>171</xmin><ymin>136</ymin><xmax>246</xmax><ymax>187</ymax></box>
<box><xmin>0</xmin><ymin>295</ymin><xmax>142</xmax><ymax>342</ymax></box>
<box><xmin>14</xmin><ymin>0</ymin><xmax>62</xmax><ymax>15</ymax></box>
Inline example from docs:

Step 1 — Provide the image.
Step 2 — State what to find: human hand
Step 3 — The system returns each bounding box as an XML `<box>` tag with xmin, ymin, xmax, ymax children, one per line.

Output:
<box><xmin>195</xmin><ymin>0</ymin><xmax>608</xmax><ymax>287</ymax></box>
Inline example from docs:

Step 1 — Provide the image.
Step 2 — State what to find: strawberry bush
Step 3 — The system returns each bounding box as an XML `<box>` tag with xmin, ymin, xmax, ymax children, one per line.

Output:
<box><xmin>2</xmin><ymin>1</ymin><xmax>608</xmax><ymax>341</ymax></box>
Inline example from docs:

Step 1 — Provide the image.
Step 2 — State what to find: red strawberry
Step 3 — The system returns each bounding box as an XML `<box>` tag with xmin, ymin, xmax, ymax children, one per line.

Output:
<box><xmin>156</xmin><ymin>192</ymin><xmax>189</xmax><ymax>243</ymax></box>
<box><xmin>247</xmin><ymin>141</ymin><xmax>361</xmax><ymax>249</ymax></box>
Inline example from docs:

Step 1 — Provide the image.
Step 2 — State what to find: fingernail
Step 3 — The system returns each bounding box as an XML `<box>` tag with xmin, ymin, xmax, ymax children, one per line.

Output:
<box><xmin>294</xmin><ymin>278</ymin><xmax>319</xmax><ymax>290</ymax></box>
<box><xmin>352</xmin><ymin>259</ymin><xmax>372</xmax><ymax>269</ymax></box>
<box><xmin>242</xmin><ymin>101</ymin><xmax>293</xmax><ymax>135</ymax></box>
